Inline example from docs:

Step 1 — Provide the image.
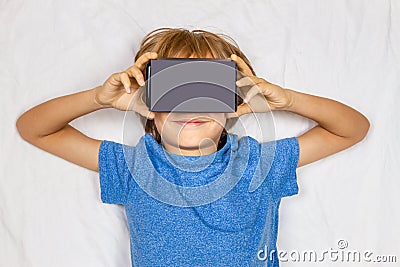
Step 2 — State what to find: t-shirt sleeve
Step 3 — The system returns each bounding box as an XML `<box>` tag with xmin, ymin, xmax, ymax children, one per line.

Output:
<box><xmin>261</xmin><ymin>137</ymin><xmax>300</xmax><ymax>199</ymax></box>
<box><xmin>98</xmin><ymin>140</ymin><xmax>133</xmax><ymax>205</ymax></box>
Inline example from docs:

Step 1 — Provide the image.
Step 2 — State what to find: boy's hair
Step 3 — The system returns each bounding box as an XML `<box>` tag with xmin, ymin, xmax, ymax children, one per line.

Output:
<box><xmin>135</xmin><ymin>27</ymin><xmax>256</xmax><ymax>144</ymax></box>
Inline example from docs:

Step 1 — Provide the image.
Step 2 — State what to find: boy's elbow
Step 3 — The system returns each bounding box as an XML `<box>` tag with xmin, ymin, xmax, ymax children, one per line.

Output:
<box><xmin>16</xmin><ymin>115</ymin><xmax>33</xmax><ymax>142</ymax></box>
<box><xmin>16</xmin><ymin>117</ymin><xmax>27</xmax><ymax>140</ymax></box>
<box><xmin>16</xmin><ymin>116</ymin><xmax>24</xmax><ymax>135</ymax></box>
<box><xmin>361</xmin><ymin>115</ymin><xmax>370</xmax><ymax>138</ymax></box>
<box><xmin>354</xmin><ymin>116</ymin><xmax>370</xmax><ymax>143</ymax></box>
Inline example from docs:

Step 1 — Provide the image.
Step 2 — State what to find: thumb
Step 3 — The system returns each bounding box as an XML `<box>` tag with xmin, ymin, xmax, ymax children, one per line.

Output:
<box><xmin>244</xmin><ymin>84</ymin><xmax>263</xmax><ymax>103</ymax></box>
<box><xmin>129</xmin><ymin>86</ymin><xmax>155</xmax><ymax>119</ymax></box>
<box><xmin>225</xmin><ymin>103</ymin><xmax>252</xmax><ymax>119</ymax></box>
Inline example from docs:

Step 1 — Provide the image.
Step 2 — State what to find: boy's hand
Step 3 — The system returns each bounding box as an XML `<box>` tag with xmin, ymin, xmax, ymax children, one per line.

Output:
<box><xmin>94</xmin><ymin>51</ymin><xmax>158</xmax><ymax>118</ymax></box>
<box><xmin>225</xmin><ymin>54</ymin><xmax>293</xmax><ymax>119</ymax></box>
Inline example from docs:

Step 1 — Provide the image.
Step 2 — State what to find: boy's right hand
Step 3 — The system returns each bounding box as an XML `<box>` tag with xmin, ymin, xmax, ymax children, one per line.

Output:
<box><xmin>94</xmin><ymin>51</ymin><xmax>158</xmax><ymax>119</ymax></box>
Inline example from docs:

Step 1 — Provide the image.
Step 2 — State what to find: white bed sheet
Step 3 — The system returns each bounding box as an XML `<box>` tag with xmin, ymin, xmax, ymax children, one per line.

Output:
<box><xmin>1</xmin><ymin>0</ymin><xmax>399</xmax><ymax>266</ymax></box>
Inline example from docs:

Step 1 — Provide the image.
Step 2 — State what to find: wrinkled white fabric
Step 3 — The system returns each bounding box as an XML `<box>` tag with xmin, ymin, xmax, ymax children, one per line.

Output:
<box><xmin>2</xmin><ymin>0</ymin><xmax>399</xmax><ymax>266</ymax></box>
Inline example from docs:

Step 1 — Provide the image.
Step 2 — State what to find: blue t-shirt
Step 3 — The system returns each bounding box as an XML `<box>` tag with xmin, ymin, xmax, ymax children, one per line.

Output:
<box><xmin>98</xmin><ymin>133</ymin><xmax>299</xmax><ymax>267</ymax></box>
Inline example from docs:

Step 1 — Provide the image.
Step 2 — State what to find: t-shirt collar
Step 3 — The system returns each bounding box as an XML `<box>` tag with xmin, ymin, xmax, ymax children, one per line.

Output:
<box><xmin>143</xmin><ymin>133</ymin><xmax>237</xmax><ymax>172</ymax></box>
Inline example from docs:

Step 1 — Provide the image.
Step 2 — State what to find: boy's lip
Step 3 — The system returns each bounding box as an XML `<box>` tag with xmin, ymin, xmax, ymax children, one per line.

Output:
<box><xmin>173</xmin><ymin>119</ymin><xmax>210</xmax><ymax>126</ymax></box>
<box><xmin>175</xmin><ymin>119</ymin><xmax>209</xmax><ymax>123</ymax></box>
<box><xmin>173</xmin><ymin>117</ymin><xmax>211</xmax><ymax>123</ymax></box>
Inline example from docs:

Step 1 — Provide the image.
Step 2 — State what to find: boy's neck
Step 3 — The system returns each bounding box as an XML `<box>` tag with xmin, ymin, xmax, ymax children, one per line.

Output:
<box><xmin>162</xmin><ymin>141</ymin><xmax>219</xmax><ymax>156</ymax></box>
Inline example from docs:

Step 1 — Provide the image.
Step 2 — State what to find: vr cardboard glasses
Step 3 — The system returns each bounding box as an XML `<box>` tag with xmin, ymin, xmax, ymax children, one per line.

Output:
<box><xmin>144</xmin><ymin>58</ymin><xmax>238</xmax><ymax>113</ymax></box>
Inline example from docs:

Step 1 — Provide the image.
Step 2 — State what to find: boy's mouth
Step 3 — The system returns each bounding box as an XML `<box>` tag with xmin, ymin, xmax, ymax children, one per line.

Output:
<box><xmin>174</xmin><ymin>119</ymin><xmax>210</xmax><ymax>127</ymax></box>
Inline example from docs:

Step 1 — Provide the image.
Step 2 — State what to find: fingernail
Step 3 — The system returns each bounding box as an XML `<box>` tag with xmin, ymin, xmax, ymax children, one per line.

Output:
<box><xmin>139</xmin><ymin>79</ymin><xmax>145</xmax><ymax>86</ymax></box>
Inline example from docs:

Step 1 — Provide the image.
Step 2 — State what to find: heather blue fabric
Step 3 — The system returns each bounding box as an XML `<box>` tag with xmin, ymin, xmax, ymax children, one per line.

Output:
<box><xmin>98</xmin><ymin>133</ymin><xmax>299</xmax><ymax>267</ymax></box>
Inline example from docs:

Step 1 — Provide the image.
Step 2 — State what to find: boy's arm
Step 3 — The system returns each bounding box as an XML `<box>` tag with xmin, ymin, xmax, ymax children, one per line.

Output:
<box><xmin>282</xmin><ymin>89</ymin><xmax>370</xmax><ymax>168</ymax></box>
<box><xmin>16</xmin><ymin>86</ymin><xmax>108</xmax><ymax>172</ymax></box>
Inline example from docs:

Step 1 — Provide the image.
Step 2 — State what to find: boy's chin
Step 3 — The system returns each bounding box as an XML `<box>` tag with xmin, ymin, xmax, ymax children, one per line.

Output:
<box><xmin>177</xmin><ymin>136</ymin><xmax>214</xmax><ymax>148</ymax></box>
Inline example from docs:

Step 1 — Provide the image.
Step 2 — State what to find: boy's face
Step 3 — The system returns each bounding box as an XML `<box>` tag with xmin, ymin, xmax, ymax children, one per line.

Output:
<box><xmin>153</xmin><ymin>111</ymin><xmax>227</xmax><ymax>156</ymax></box>
<box><xmin>149</xmin><ymin>51</ymin><xmax>229</xmax><ymax>156</ymax></box>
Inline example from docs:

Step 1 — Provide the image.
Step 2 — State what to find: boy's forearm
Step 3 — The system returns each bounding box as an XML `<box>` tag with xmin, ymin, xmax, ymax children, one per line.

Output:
<box><xmin>282</xmin><ymin>88</ymin><xmax>370</xmax><ymax>140</ymax></box>
<box><xmin>16</xmin><ymin>86</ymin><xmax>107</xmax><ymax>139</ymax></box>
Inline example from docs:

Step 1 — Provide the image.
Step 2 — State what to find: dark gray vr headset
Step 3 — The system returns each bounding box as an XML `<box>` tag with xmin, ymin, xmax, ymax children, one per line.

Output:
<box><xmin>144</xmin><ymin>58</ymin><xmax>238</xmax><ymax>113</ymax></box>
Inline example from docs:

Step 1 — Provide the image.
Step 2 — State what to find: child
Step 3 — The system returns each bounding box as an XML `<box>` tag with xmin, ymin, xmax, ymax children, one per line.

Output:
<box><xmin>16</xmin><ymin>27</ymin><xmax>370</xmax><ymax>266</ymax></box>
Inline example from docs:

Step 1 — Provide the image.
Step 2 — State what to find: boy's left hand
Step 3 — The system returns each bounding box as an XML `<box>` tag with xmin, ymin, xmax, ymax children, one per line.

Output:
<box><xmin>226</xmin><ymin>54</ymin><xmax>293</xmax><ymax>119</ymax></box>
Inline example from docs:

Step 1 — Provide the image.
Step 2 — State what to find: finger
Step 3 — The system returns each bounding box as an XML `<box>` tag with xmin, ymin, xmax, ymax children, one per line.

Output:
<box><xmin>133</xmin><ymin>98</ymin><xmax>150</xmax><ymax>117</ymax></box>
<box><xmin>134</xmin><ymin>51</ymin><xmax>158</xmax><ymax>71</ymax></box>
<box><xmin>235</xmin><ymin>76</ymin><xmax>256</xmax><ymax>87</ymax></box>
<box><xmin>236</xmin><ymin>102</ymin><xmax>252</xmax><ymax>116</ymax></box>
<box><xmin>243</xmin><ymin>84</ymin><xmax>263</xmax><ymax>103</ymax></box>
<box><xmin>110</xmin><ymin>72</ymin><xmax>130</xmax><ymax>92</ymax></box>
<box><xmin>134</xmin><ymin>96</ymin><xmax>155</xmax><ymax>119</ymax></box>
<box><xmin>225</xmin><ymin>112</ymin><xmax>238</xmax><ymax>119</ymax></box>
<box><xmin>129</xmin><ymin>86</ymin><xmax>155</xmax><ymax>119</ymax></box>
<box><xmin>120</xmin><ymin>72</ymin><xmax>132</xmax><ymax>93</ymax></box>
<box><xmin>125</xmin><ymin>66</ymin><xmax>145</xmax><ymax>87</ymax></box>
<box><xmin>230</xmin><ymin>54</ymin><xmax>253</xmax><ymax>77</ymax></box>
<box><xmin>236</xmin><ymin>75</ymin><xmax>266</xmax><ymax>87</ymax></box>
<box><xmin>225</xmin><ymin>101</ymin><xmax>253</xmax><ymax>118</ymax></box>
<box><xmin>242</xmin><ymin>100</ymin><xmax>254</xmax><ymax>112</ymax></box>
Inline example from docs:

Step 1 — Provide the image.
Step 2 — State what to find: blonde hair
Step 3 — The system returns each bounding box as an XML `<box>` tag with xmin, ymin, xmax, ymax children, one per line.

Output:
<box><xmin>135</xmin><ymin>27</ymin><xmax>256</xmax><ymax>144</ymax></box>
